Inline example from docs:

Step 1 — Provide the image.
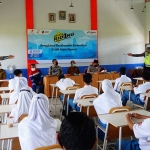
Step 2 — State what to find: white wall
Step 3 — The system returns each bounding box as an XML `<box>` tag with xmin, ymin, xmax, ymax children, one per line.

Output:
<box><xmin>98</xmin><ymin>0</ymin><xmax>146</xmax><ymax>65</ymax></box>
<box><xmin>146</xmin><ymin>2</ymin><xmax>150</xmax><ymax>43</ymax></box>
<box><xmin>0</xmin><ymin>0</ymin><xmax>26</xmax><ymax>69</ymax></box>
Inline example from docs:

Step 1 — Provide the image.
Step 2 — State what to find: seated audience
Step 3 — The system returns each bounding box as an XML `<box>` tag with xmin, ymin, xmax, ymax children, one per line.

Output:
<box><xmin>9</xmin><ymin>69</ymin><xmax>22</xmax><ymax>91</ymax></box>
<box><xmin>10</xmin><ymin>86</ymin><xmax>34</xmax><ymax>122</ymax></box>
<box><xmin>122</xmin><ymin>71</ymin><xmax>150</xmax><ymax>106</ymax></box>
<box><xmin>9</xmin><ymin>77</ymin><xmax>28</xmax><ymax>104</ymax></box>
<box><xmin>67</xmin><ymin>60</ymin><xmax>80</xmax><ymax>75</ymax></box>
<box><xmin>57</xmin><ymin>112</ymin><xmax>96</xmax><ymax>150</ymax></box>
<box><xmin>0</xmin><ymin>63</ymin><xmax>6</xmax><ymax>80</ymax></box>
<box><xmin>114</xmin><ymin>67</ymin><xmax>131</xmax><ymax>93</ymax></box>
<box><xmin>87</xmin><ymin>59</ymin><xmax>100</xmax><ymax>74</ymax></box>
<box><xmin>49</xmin><ymin>59</ymin><xmax>62</xmax><ymax>76</ymax></box>
<box><xmin>116</xmin><ymin>113</ymin><xmax>150</xmax><ymax>150</ymax></box>
<box><xmin>69</xmin><ymin>73</ymin><xmax>98</xmax><ymax>111</ymax></box>
<box><xmin>29</xmin><ymin>64</ymin><xmax>43</xmax><ymax>92</ymax></box>
<box><xmin>93</xmin><ymin>79</ymin><xmax>122</xmax><ymax>141</ymax></box>
<box><xmin>18</xmin><ymin>94</ymin><xmax>57</xmax><ymax>150</ymax></box>
<box><xmin>56</xmin><ymin>75</ymin><xmax>75</xmax><ymax>101</ymax></box>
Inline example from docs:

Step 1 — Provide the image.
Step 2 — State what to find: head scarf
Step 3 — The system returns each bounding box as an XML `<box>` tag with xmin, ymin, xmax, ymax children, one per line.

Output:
<box><xmin>10</xmin><ymin>86</ymin><xmax>34</xmax><ymax>122</ymax></box>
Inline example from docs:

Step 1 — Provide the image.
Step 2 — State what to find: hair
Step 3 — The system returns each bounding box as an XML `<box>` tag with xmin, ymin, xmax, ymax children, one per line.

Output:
<box><xmin>142</xmin><ymin>71</ymin><xmax>150</xmax><ymax>81</ymax></box>
<box><xmin>93</xmin><ymin>59</ymin><xmax>98</xmax><ymax>64</ymax></box>
<box><xmin>14</xmin><ymin>69</ymin><xmax>22</xmax><ymax>76</ymax></box>
<box><xmin>70</xmin><ymin>60</ymin><xmax>75</xmax><ymax>64</ymax></box>
<box><xmin>52</xmin><ymin>59</ymin><xmax>57</xmax><ymax>63</ymax></box>
<box><xmin>119</xmin><ymin>67</ymin><xmax>126</xmax><ymax>75</ymax></box>
<box><xmin>58</xmin><ymin>112</ymin><xmax>96</xmax><ymax>150</ymax></box>
<box><xmin>30</xmin><ymin>64</ymin><xmax>36</xmax><ymax>67</ymax></box>
<box><xmin>58</xmin><ymin>75</ymin><xmax>65</xmax><ymax>80</ymax></box>
<box><xmin>83</xmin><ymin>73</ymin><xmax>92</xmax><ymax>84</ymax></box>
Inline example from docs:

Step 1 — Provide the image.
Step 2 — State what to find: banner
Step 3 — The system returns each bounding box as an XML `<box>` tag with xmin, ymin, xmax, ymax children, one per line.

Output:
<box><xmin>28</xmin><ymin>29</ymin><xmax>98</xmax><ymax>63</ymax></box>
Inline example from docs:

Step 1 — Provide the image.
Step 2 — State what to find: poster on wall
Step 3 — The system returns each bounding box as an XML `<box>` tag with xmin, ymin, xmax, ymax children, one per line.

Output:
<box><xmin>28</xmin><ymin>29</ymin><xmax>98</xmax><ymax>63</ymax></box>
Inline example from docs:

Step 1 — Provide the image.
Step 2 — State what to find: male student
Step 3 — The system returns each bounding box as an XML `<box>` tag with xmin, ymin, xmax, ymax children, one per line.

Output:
<box><xmin>57</xmin><ymin>112</ymin><xmax>96</xmax><ymax>150</ymax></box>
<box><xmin>116</xmin><ymin>113</ymin><xmax>150</xmax><ymax>150</ymax></box>
<box><xmin>69</xmin><ymin>73</ymin><xmax>98</xmax><ymax>111</ymax></box>
<box><xmin>122</xmin><ymin>71</ymin><xmax>150</xmax><ymax>106</ymax></box>
<box><xmin>9</xmin><ymin>69</ymin><xmax>22</xmax><ymax>91</ymax></box>
<box><xmin>56</xmin><ymin>75</ymin><xmax>75</xmax><ymax>101</ymax></box>
<box><xmin>29</xmin><ymin>64</ymin><xmax>43</xmax><ymax>92</ymax></box>
<box><xmin>114</xmin><ymin>67</ymin><xmax>131</xmax><ymax>93</ymax></box>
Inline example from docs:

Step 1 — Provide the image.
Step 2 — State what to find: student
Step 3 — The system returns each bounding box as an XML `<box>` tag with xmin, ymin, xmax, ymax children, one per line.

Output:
<box><xmin>9</xmin><ymin>86</ymin><xmax>34</xmax><ymax>123</ymax></box>
<box><xmin>18</xmin><ymin>94</ymin><xmax>57</xmax><ymax>150</ymax></box>
<box><xmin>114</xmin><ymin>67</ymin><xmax>131</xmax><ymax>93</ymax></box>
<box><xmin>57</xmin><ymin>112</ymin><xmax>96</xmax><ymax>150</ymax></box>
<box><xmin>67</xmin><ymin>60</ymin><xmax>80</xmax><ymax>75</ymax></box>
<box><xmin>87</xmin><ymin>59</ymin><xmax>100</xmax><ymax>74</ymax></box>
<box><xmin>122</xmin><ymin>71</ymin><xmax>150</xmax><ymax>106</ymax></box>
<box><xmin>116</xmin><ymin>113</ymin><xmax>150</xmax><ymax>150</ymax></box>
<box><xmin>9</xmin><ymin>69</ymin><xmax>22</xmax><ymax>91</ymax></box>
<box><xmin>56</xmin><ymin>75</ymin><xmax>75</xmax><ymax>101</ymax></box>
<box><xmin>49</xmin><ymin>59</ymin><xmax>62</xmax><ymax>76</ymax></box>
<box><xmin>29</xmin><ymin>64</ymin><xmax>43</xmax><ymax>92</ymax></box>
<box><xmin>9</xmin><ymin>77</ymin><xmax>28</xmax><ymax>104</ymax></box>
<box><xmin>69</xmin><ymin>73</ymin><xmax>98</xmax><ymax>111</ymax></box>
<box><xmin>94</xmin><ymin>79</ymin><xmax>122</xmax><ymax>141</ymax></box>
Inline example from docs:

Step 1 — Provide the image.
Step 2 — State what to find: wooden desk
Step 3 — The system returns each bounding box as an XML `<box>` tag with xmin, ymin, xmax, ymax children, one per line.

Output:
<box><xmin>0</xmin><ymin>104</ymin><xmax>16</xmax><ymax>114</ymax></box>
<box><xmin>0</xmin><ymin>80</ymin><xmax>9</xmax><ymax>88</ymax></box>
<box><xmin>98</xmin><ymin>110</ymin><xmax>150</xmax><ymax>150</ymax></box>
<box><xmin>44</xmin><ymin>73</ymin><xmax>119</xmax><ymax>97</ymax></box>
<box><xmin>0</xmin><ymin>87</ymin><xmax>9</xmax><ymax>92</ymax></box>
<box><xmin>0</xmin><ymin>93</ymin><xmax>11</xmax><ymax>104</ymax></box>
<box><xmin>133</xmin><ymin>77</ymin><xmax>144</xmax><ymax>85</ymax></box>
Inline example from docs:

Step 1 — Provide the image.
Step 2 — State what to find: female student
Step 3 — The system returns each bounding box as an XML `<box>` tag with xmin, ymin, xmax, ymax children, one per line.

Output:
<box><xmin>9</xmin><ymin>77</ymin><xmax>28</xmax><ymax>104</ymax></box>
<box><xmin>10</xmin><ymin>86</ymin><xmax>34</xmax><ymax>123</ymax></box>
<box><xmin>18</xmin><ymin>94</ymin><xmax>57</xmax><ymax>150</ymax></box>
<box><xmin>93</xmin><ymin>79</ymin><xmax>122</xmax><ymax>141</ymax></box>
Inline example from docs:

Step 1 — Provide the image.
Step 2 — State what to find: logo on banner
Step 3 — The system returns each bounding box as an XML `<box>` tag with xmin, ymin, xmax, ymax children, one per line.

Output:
<box><xmin>53</xmin><ymin>32</ymin><xmax>74</xmax><ymax>43</ymax></box>
<box><xmin>87</xmin><ymin>31</ymin><xmax>97</xmax><ymax>34</ymax></box>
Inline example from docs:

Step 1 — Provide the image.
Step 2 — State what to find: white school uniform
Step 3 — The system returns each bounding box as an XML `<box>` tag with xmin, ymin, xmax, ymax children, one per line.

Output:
<box><xmin>134</xmin><ymin>82</ymin><xmax>150</xmax><ymax>102</ymax></box>
<box><xmin>18</xmin><ymin>94</ymin><xmax>57</xmax><ymax>150</ymax></box>
<box><xmin>133</xmin><ymin>118</ymin><xmax>150</xmax><ymax>150</ymax></box>
<box><xmin>9</xmin><ymin>77</ymin><xmax>28</xmax><ymax>104</ymax></box>
<box><xmin>8</xmin><ymin>77</ymin><xmax>19</xmax><ymax>91</ymax></box>
<box><xmin>73</xmin><ymin>85</ymin><xmax>98</xmax><ymax>102</ymax></box>
<box><xmin>114</xmin><ymin>75</ymin><xmax>131</xmax><ymax>92</ymax></box>
<box><xmin>94</xmin><ymin>79</ymin><xmax>122</xmax><ymax>124</ymax></box>
<box><xmin>10</xmin><ymin>86</ymin><xmax>34</xmax><ymax>123</ymax></box>
<box><xmin>56</xmin><ymin>78</ymin><xmax>75</xmax><ymax>90</ymax></box>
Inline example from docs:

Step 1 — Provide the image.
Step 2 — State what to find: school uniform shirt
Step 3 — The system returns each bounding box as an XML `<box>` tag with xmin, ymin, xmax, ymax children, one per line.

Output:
<box><xmin>10</xmin><ymin>86</ymin><xmax>34</xmax><ymax>123</ymax></box>
<box><xmin>18</xmin><ymin>94</ymin><xmax>57</xmax><ymax>150</ymax></box>
<box><xmin>133</xmin><ymin>118</ymin><xmax>150</xmax><ymax>150</ymax></box>
<box><xmin>114</xmin><ymin>75</ymin><xmax>131</xmax><ymax>92</ymax></box>
<box><xmin>56</xmin><ymin>78</ymin><xmax>75</xmax><ymax>90</ymax></box>
<box><xmin>8</xmin><ymin>77</ymin><xmax>19</xmax><ymax>91</ymax></box>
<box><xmin>73</xmin><ymin>85</ymin><xmax>98</xmax><ymax>102</ymax></box>
<box><xmin>134</xmin><ymin>82</ymin><xmax>150</xmax><ymax>102</ymax></box>
<box><xmin>94</xmin><ymin>79</ymin><xmax>122</xmax><ymax>124</ymax></box>
<box><xmin>9</xmin><ymin>77</ymin><xmax>28</xmax><ymax>104</ymax></box>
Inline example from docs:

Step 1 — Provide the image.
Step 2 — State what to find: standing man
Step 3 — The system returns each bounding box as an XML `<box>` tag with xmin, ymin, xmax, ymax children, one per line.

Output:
<box><xmin>29</xmin><ymin>64</ymin><xmax>43</xmax><ymax>92</ymax></box>
<box><xmin>0</xmin><ymin>55</ymin><xmax>14</xmax><ymax>60</ymax></box>
<box><xmin>128</xmin><ymin>45</ymin><xmax>150</xmax><ymax>71</ymax></box>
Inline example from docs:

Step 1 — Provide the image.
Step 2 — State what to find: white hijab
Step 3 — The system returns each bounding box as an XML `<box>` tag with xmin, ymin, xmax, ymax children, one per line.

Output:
<box><xmin>10</xmin><ymin>86</ymin><xmax>34</xmax><ymax>123</ymax></box>
<box><xmin>9</xmin><ymin>77</ymin><xmax>28</xmax><ymax>104</ymax></box>
<box><xmin>93</xmin><ymin>79</ymin><xmax>122</xmax><ymax>124</ymax></box>
<box><xmin>18</xmin><ymin>94</ymin><xmax>57</xmax><ymax>150</ymax></box>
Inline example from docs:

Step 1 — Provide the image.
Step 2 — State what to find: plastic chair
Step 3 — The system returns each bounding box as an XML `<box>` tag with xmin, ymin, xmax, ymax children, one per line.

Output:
<box><xmin>35</xmin><ymin>144</ymin><xmax>62</xmax><ymax>150</ymax></box>
<box><xmin>96</xmin><ymin>106</ymin><xmax>132</xmax><ymax>150</ymax></box>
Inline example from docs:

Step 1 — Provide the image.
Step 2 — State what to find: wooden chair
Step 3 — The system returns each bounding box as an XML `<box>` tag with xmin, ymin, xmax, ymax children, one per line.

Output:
<box><xmin>80</xmin><ymin>94</ymin><xmax>98</xmax><ymax>117</ymax></box>
<box><xmin>132</xmin><ymin>89</ymin><xmax>150</xmax><ymax>110</ymax></box>
<box><xmin>120</xmin><ymin>82</ymin><xmax>132</xmax><ymax>96</ymax></box>
<box><xmin>12</xmin><ymin>138</ymin><xmax>21</xmax><ymax>150</ymax></box>
<box><xmin>35</xmin><ymin>144</ymin><xmax>62</xmax><ymax>150</ymax></box>
<box><xmin>18</xmin><ymin>114</ymin><xmax>28</xmax><ymax>123</ymax></box>
<box><xmin>96</xmin><ymin>106</ymin><xmax>133</xmax><ymax>150</ymax></box>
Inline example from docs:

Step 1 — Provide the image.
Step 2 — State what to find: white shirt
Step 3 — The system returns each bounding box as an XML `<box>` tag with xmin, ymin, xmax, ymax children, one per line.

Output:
<box><xmin>114</xmin><ymin>75</ymin><xmax>131</xmax><ymax>91</ymax></box>
<box><xmin>134</xmin><ymin>82</ymin><xmax>150</xmax><ymax>102</ymax></box>
<box><xmin>133</xmin><ymin>118</ymin><xmax>150</xmax><ymax>150</ymax></box>
<box><xmin>56</xmin><ymin>78</ymin><xmax>75</xmax><ymax>90</ymax></box>
<box><xmin>74</xmin><ymin>85</ymin><xmax>98</xmax><ymax>102</ymax></box>
<box><xmin>8</xmin><ymin>77</ymin><xmax>19</xmax><ymax>91</ymax></box>
<box><xmin>94</xmin><ymin>79</ymin><xmax>122</xmax><ymax>124</ymax></box>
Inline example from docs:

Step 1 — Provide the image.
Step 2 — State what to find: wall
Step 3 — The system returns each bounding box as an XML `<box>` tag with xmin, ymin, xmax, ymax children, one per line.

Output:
<box><xmin>146</xmin><ymin>2</ymin><xmax>150</xmax><ymax>42</ymax></box>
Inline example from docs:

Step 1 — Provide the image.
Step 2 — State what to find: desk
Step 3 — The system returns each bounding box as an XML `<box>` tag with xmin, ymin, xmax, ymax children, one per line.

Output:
<box><xmin>59</xmin><ymin>90</ymin><xmax>77</xmax><ymax>115</ymax></box>
<box><xmin>129</xmin><ymin>69</ymin><xmax>143</xmax><ymax>78</ymax></box>
<box><xmin>0</xmin><ymin>80</ymin><xmax>9</xmax><ymax>88</ymax></box>
<box><xmin>0</xmin><ymin>87</ymin><xmax>9</xmax><ymax>92</ymax></box>
<box><xmin>98</xmin><ymin>109</ymin><xmax>150</xmax><ymax>150</ymax></box>
<box><xmin>0</xmin><ymin>93</ymin><xmax>11</xmax><ymax>105</ymax></box>
<box><xmin>133</xmin><ymin>77</ymin><xmax>144</xmax><ymax>85</ymax></box>
<box><xmin>0</xmin><ymin>104</ymin><xmax>16</xmax><ymax>114</ymax></box>
<box><xmin>44</xmin><ymin>73</ymin><xmax>119</xmax><ymax>97</ymax></box>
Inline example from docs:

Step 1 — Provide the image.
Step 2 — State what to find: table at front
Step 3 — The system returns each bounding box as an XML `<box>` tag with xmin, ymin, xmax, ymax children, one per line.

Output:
<box><xmin>59</xmin><ymin>90</ymin><xmax>77</xmax><ymax>115</ymax></box>
<box><xmin>44</xmin><ymin>73</ymin><xmax>119</xmax><ymax>97</ymax></box>
<box><xmin>98</xmin><ymin>109</ymin><xmax>150</xmax><ymax>150</ymax></box>
<box><xmin>75</xmin><ymin>98</ymin><xmax>96</xmax><ymax>115</ymax></box>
